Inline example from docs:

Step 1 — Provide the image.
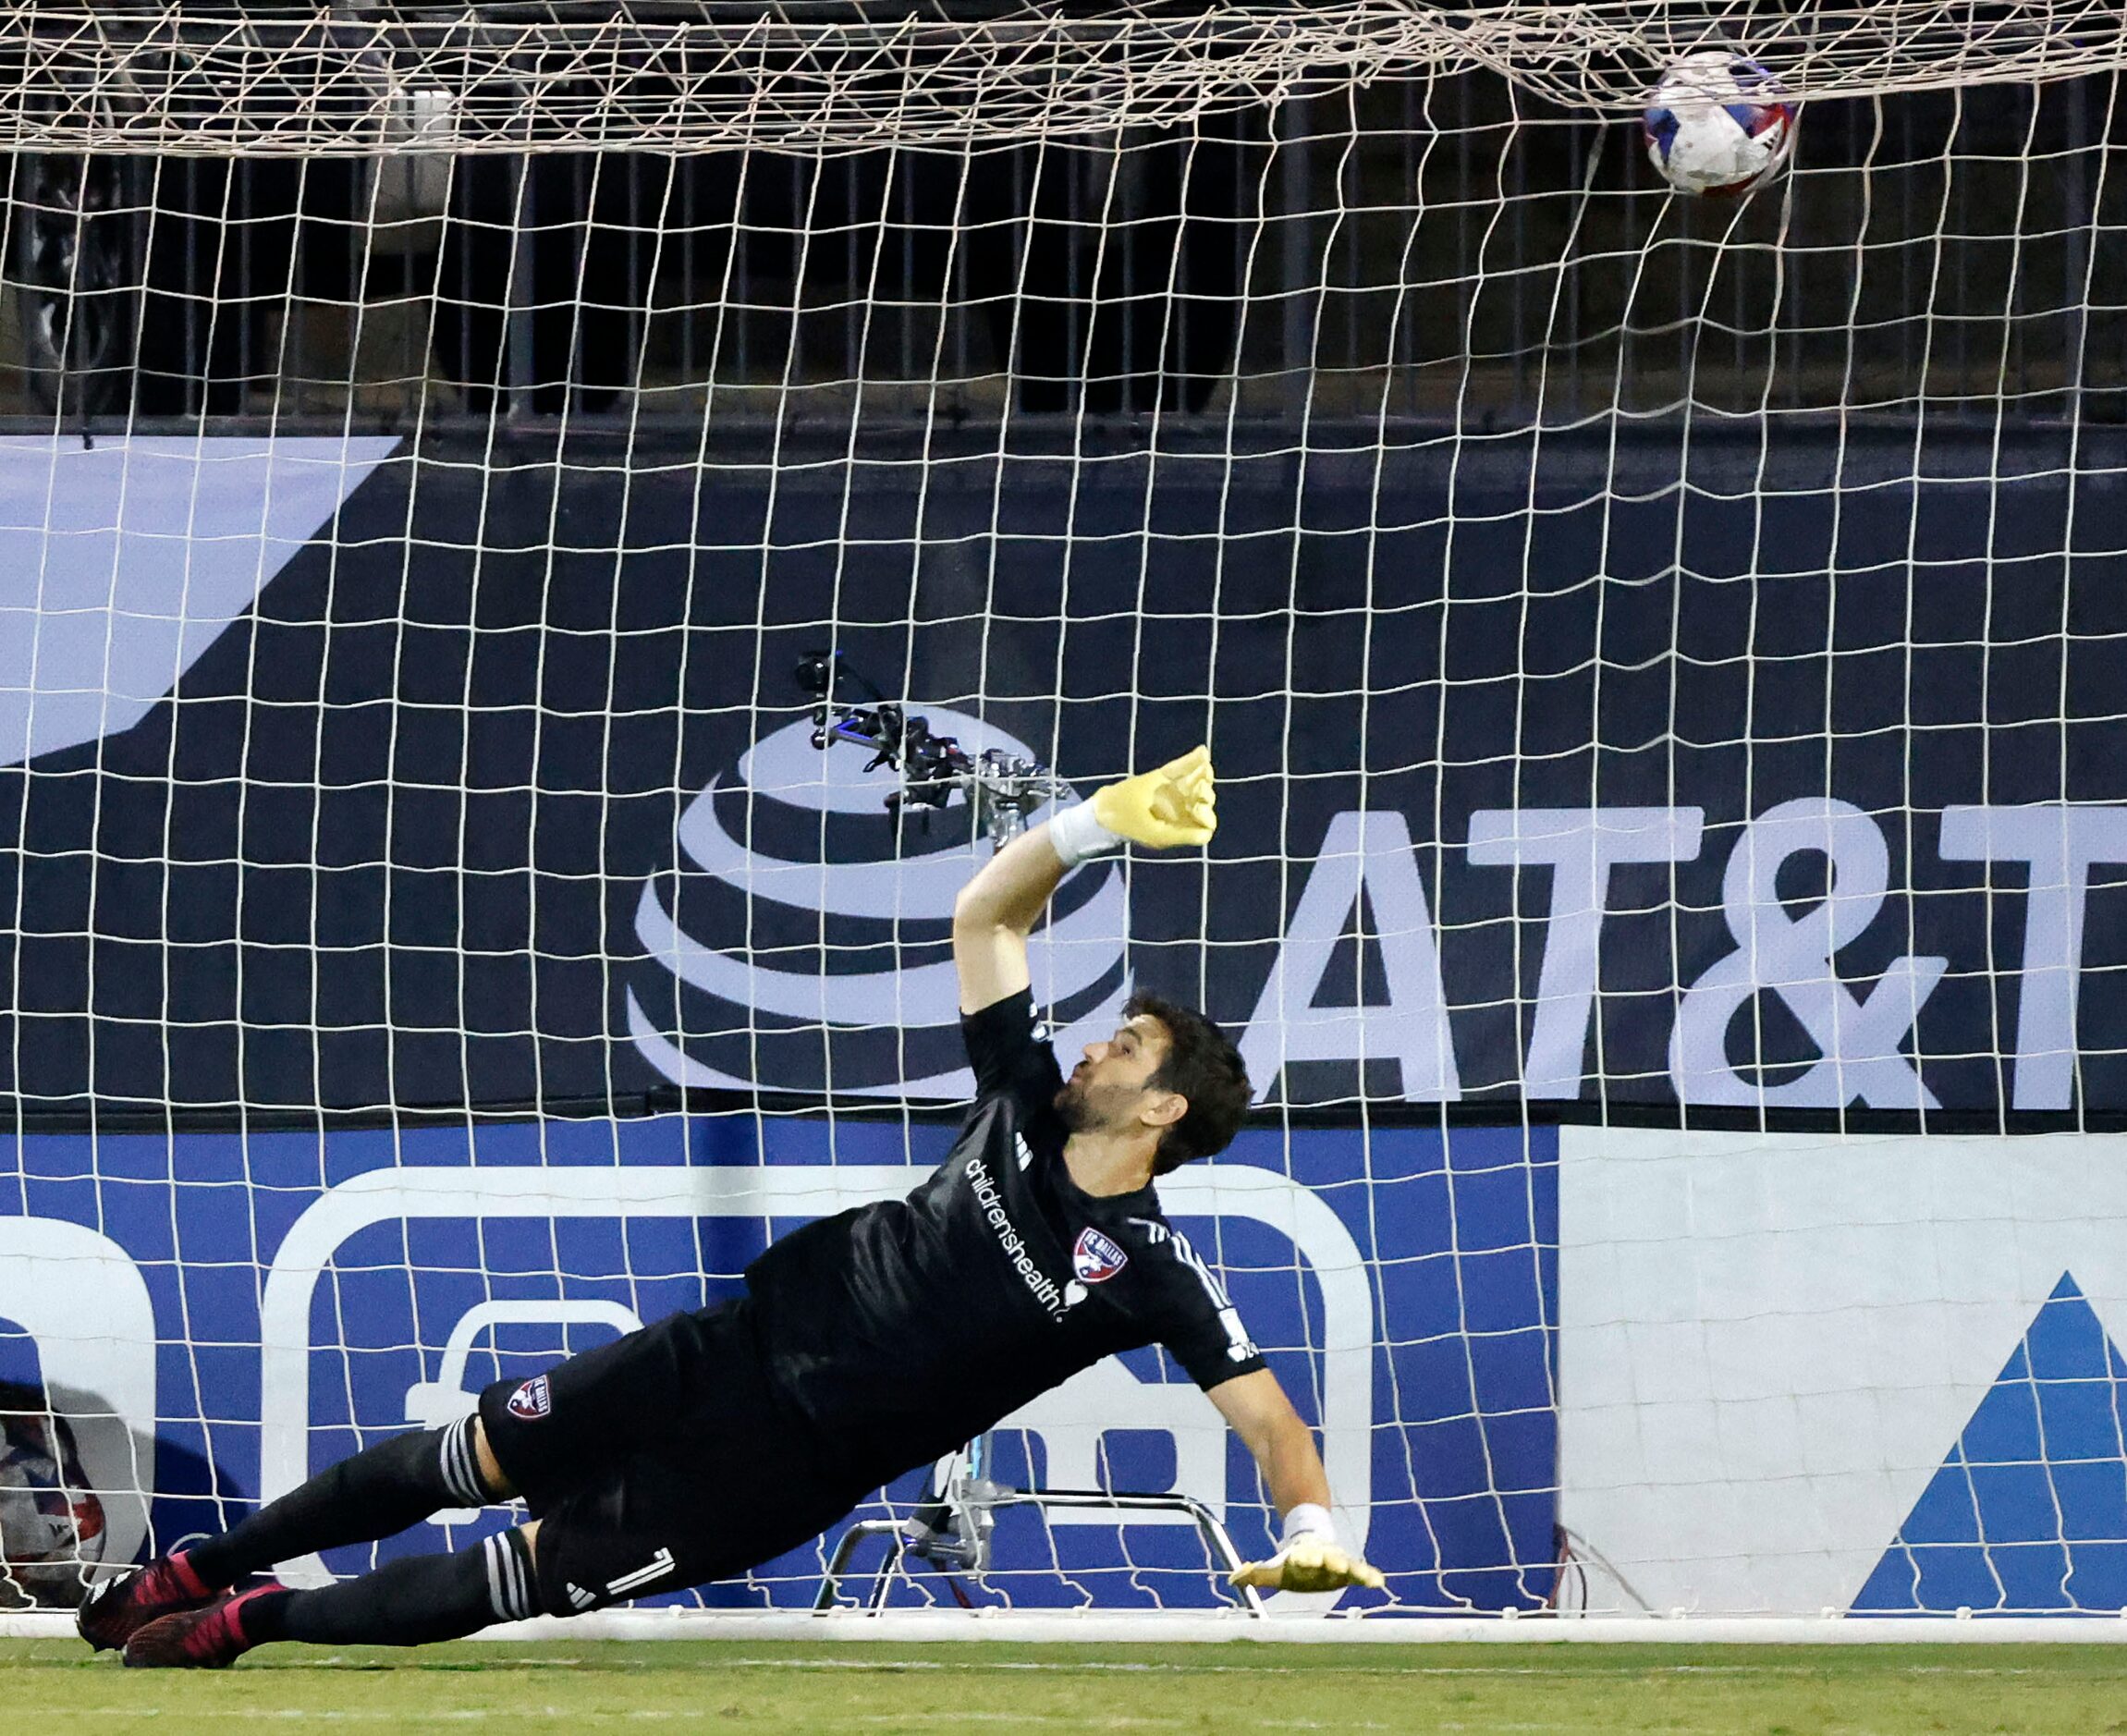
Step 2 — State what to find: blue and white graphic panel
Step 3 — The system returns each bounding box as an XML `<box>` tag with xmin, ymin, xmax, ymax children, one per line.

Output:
<box><xmin>0</xmin><ymin>1118</ymin><xmax>1559</xmax><ymax>1614</ymax></box>
<box><xmin>1558</xmin><ymin>1126</ymin><xmax>2127</xmax><ymax>1616</ymax></box>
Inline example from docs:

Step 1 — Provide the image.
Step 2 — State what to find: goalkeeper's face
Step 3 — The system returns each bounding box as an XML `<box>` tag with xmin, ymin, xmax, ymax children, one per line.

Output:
<box><xmin>1056</xmin><ymin>1015</ymin><xmax>1181</xmax><ymax>1139</ymax></box>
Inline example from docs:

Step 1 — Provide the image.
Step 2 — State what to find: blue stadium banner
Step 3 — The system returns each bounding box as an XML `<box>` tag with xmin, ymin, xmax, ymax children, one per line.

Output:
<box><xmin>0</xmin><ymin>1118</ymin><xmax>1555</xmax><ymax>1612</ymax></box>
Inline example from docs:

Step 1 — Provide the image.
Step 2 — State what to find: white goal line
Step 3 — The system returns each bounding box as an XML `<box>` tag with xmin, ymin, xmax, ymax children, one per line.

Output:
<box><xmin>11</xmin><ymin>1610</ymin><xmax>2127</xmax><ymax>1644</ymax></box>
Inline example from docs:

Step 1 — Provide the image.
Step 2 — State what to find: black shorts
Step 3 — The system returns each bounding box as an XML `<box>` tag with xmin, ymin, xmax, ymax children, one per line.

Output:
<box><xmin>477</xmin><ymin>1297</ymin><xmax>864</xmax><ymax>1616</ymax></box>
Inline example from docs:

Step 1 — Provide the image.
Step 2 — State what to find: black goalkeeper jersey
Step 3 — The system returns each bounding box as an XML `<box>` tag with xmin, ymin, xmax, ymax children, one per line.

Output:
<box><xmin>740</xmin><ymin>989</ymin><xmax>1266</xmax><ymax>1485</ymax></box>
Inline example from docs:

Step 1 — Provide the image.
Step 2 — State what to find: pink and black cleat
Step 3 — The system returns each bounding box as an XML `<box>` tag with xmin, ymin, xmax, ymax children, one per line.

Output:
<box><xmin>122</xmin><ymin>1585</ymin><xmax>283</xmax><ymax>1669</ymax></box>
<box><xmin>77</xmin><ymin>1553</ymin><xmax>217</xmax><ymax>1653</ymax></box>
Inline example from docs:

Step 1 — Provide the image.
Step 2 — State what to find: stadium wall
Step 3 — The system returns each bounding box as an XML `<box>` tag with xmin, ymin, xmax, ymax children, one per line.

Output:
<box><xmin>2</xmin><ymin>425</ymin><xmax>2125</xmax><ymax>1619</ymax></box>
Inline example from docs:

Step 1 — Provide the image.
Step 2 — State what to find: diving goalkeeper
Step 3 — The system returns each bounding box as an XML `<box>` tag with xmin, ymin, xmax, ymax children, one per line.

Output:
<box><xmin>85</xmin><ymin>746</ymin><xmax>1383</xmax><ymax>1668</ymax></box>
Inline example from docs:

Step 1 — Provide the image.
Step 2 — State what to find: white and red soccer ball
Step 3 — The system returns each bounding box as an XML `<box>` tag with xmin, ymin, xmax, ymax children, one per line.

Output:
<box><xmin>0</xmin><ymin>1395</ymin><xmax>105</xmax><ymax>1608</ymax></box>
<box><xmin>1643</xmin><ymin>51</ymin><xmax>1797</xmax><ymax>198</ymax></box>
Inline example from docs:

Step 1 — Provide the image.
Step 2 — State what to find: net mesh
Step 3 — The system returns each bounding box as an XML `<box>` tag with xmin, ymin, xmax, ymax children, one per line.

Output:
<box><xmin>4</xmin><ymin>0</ymin><xmax>2127</xmax><ymax>157</ymax></box>
<box><xmin>0</xmin><ymin>33</ymin><xmax>2122</xmax><ymax>1626</ymax></box>
<box><xmin>7</xmin><ymin>74</ymin><xmax>2119</xmax><ymax>427</ymax></box>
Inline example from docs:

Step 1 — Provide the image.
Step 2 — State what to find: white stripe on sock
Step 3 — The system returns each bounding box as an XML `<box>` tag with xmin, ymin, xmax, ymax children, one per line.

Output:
<box><xmin>438</xmin><ymin>1421</ymin><xmax>463</xmax><ymax>1503</ymax></box>
<box><xmin>482</xmin><ymin>1534</ymin><xmax>511</xmax><ymax>1620</ymax></box>
<box><xmin>440</xmin><ymin>1418</ymin><xmax>483</xmax><ymax>1507</ymax></box>
<box><xmin>505</xmin><ymin>1536</ymin><xmax>533</xmax><ymax>1620</ymax></box>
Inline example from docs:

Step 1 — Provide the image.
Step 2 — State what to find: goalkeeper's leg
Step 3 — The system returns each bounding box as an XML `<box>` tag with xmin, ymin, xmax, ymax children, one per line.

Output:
<box><xmin>123</xmin><ymin>1527</ymin><xmax>540</xmax><ymax>1668</ymax></box>
<box><xmin>195</xmin><ymin>1414</ymin><xmax>497</xmax><ymax>1586</ymax></box>
<box><xmin>78</xmin><ymin>1416</ymin><xmax>495</xmax><ymax>1651</ymax></box>
<box><xmin>129</xmin><ymin>1436</ymin><xmax>869</xmax><ymax>1667</ymax></box>
<box><xmin>91</xmin><ymin>1301</ymin><xmax>727</xmax><ymax>1655</ymax></box>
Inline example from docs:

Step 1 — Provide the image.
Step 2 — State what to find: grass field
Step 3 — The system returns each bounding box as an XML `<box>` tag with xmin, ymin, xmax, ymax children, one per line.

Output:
<box><xmin>8</xmin><ymin>1638</ymin><xmax>2127</xmax><ymax>1735</ymax></box>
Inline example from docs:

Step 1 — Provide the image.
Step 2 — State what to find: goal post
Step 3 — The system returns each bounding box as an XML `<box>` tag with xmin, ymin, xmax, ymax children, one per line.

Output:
<box><xmin>2</xmin><ymin>2</ymin><xmax>2127</xmax><ymax>1635</ymax></box>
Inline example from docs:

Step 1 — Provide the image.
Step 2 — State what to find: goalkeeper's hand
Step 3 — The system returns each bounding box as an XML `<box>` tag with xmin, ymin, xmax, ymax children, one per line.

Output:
<box><xmin>1051</xmin><ymin>746</ymin><xmax>1216</xmax><ymax>864</ymax></box>
<box><xmin>1229</xmin><ymin>1533</ymin><xmax>1387</xmax><ymax>1595</ymax></box>
<box><xmin>1093</xmin><ymin>744</ymin><xmax>1216</xmax><ymax>849</ymax></box>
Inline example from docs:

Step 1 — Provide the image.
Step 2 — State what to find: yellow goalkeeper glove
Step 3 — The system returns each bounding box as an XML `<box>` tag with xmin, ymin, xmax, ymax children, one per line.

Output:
<box><xmin>1050</xmin><ymin>746</ymin><xmax>1217</xmax><ymax>864</ymax></box>
<box><xmin>1229</xmin><ymin>1533</ymin><xmax>1387</xmax><ymax>1595</ymax></box>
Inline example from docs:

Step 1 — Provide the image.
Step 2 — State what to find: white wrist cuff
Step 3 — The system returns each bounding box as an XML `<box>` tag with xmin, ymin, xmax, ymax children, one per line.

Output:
<box><xmin>1047</xmin><ymin>801</ymin><xmax>1121</xmax><ymax>868</ymax></box>
<box><xmin>1279</xmin><ymin>1504</ymin><xmax>1336</xmax><ymax>1547</ymax></box>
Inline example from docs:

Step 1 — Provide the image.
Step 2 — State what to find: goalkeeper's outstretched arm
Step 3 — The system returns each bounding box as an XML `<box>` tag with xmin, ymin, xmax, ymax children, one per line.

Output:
<box><xmin>1213</xmin><ymin>1368</ymin><xmax>1387</xmax><ymax>1595</ymax></box>
<box><xmin>953</xmin><ymin>745</ymin><xmax>1216</xmax><ymax>1014</ymax></box>
<box><xmin>952</xmin><ymin>821</ymin><xmax>1066</xmax><ymax>1013</ymax></box>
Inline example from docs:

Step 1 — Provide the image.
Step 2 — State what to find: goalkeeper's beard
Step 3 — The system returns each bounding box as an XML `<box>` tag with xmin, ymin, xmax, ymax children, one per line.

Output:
<box><xmin>1054</xmin><ymin>1076</ymin><xmax>1133</xmax><ymax>1136</ymax></box>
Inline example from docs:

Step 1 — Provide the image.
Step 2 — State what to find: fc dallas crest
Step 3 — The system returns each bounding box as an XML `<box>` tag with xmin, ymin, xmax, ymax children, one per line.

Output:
<box><xmin>1072</xmin><ymin>1226</ymin><xmax>1128</xmax><ymax>1284</ymax></box>
<box><xmin>507</xmin><ymin>1375</ymin><xmax>552</xmax><ymax>1420</ymax></box>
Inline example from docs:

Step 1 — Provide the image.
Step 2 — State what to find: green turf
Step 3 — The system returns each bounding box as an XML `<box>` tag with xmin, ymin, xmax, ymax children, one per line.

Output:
<box><xmin>8</xmin><ymin>1638</ymin><xmax>2127</xmax><ymax>1734</ymax></box>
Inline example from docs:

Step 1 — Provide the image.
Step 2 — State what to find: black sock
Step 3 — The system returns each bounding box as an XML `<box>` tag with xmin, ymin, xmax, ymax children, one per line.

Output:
<box><xmin>185</xmin><ymin>1418</ymin><xmax>491</xmax><ymax>1589</ymax></box>
<box><xmin>239</xmin><ymin>1531</ymin><xmax>539</xmax><ymax>1648</ymax></box>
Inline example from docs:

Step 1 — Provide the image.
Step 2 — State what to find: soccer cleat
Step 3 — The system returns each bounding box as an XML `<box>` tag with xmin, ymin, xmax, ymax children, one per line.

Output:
<box><xmin>77</xmin><ymin>1552</ymin><xmax>216</xmax><ymax>1653</ymax></box>
<box><xmin>121</xmin><ymin>1585</ymin><xmax>282</xmax><ymax>1669</ymax></box>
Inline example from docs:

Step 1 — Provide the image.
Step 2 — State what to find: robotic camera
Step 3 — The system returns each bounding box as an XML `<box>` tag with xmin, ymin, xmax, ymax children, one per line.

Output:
<box><xmin>797</xmin><ymin>652</ymin><xmax>1071</xmax><ymax>845</ymax></box>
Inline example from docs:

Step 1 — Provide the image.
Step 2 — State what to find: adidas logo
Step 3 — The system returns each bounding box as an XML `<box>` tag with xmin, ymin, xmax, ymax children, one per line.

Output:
<box><xmin>566</xmin><ymin>1583</ymin><xmax>596</xmax><ymax>1611</ymax></box>
<box><xmin>1015</xmin><ymin>1133</ymin><xmax>1035</xmax><ymax>1172</ymax></box>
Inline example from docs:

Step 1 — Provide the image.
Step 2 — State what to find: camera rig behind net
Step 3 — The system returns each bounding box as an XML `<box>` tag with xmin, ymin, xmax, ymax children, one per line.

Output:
<box><xmin>797</xmin><ymin>652</ymin><xmax>1074</xmax><ymax>845</ymax></box>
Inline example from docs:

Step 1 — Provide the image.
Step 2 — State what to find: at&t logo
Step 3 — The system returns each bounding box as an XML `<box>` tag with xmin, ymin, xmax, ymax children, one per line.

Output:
<box><xmin>626</xmin><ymin>712</ymin><xmax>1128</xmax><ymax>1096</ymax></box>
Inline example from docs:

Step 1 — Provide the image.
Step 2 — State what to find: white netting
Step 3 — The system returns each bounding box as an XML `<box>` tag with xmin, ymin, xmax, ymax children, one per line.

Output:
<box><xmin>1</xmin><ymin>24</ymin><xmax>2125</xmax><ymax>1628</ymax></box>
<box><xmin>3</xmin><ymin>1</ymin><xmax>2127</xmax><ymax>157</ymax></box>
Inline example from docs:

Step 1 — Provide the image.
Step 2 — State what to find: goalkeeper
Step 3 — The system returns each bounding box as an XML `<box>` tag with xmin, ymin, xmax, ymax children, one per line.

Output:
<box><xmin>85</xmin><ymin>746</ymin><xmax>1383</xmax><ymax>1668</ymax></box>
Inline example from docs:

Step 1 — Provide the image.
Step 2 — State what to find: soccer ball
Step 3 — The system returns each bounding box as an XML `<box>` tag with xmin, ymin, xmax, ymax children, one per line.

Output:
<box><xmin>1643</xmin><ymin>52</ymin><xmax>1796</xmax><ymax>198</ymax></box>
<box><xmin>0</xmin><ymin>1390</ymin><xmax>105</xmax><ymax>1608</ymax></box>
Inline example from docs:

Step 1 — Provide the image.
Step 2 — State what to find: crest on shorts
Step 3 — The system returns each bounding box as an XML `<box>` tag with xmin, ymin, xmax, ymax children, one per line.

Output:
<box><xmin>1072</xmin><ymin>1227</ymin><xmax>1129</xmax><ymax>1285</ymax></box>
<box><xmin>507</xmin><ymin>1375</ymin><xmax>552</xmax><ymax>1421</ymax></box>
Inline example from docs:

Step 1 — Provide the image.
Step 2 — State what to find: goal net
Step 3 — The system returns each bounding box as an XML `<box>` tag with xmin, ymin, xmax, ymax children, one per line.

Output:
<box><xmin>2</xmin><ymin>2</ymin><xmax>2126</xmax><ymax>1628</ymax></box>
<box><xmin>4</xmin><ymin>1</ymin><xmax>2127</xmax><ymax>153</ymax></box>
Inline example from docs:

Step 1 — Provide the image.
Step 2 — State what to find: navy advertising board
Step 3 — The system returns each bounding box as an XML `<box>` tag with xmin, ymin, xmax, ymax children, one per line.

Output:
<box><xmin>0</xmin><ymin>426</ymin><xmax>2122</xmax><ymax>1117</ymax></box>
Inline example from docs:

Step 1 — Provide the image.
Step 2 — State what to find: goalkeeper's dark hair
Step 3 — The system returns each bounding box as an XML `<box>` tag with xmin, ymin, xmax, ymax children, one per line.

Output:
<box><xmin>1127</xmin><ymin>991</ymin><xmax>1253</xmax><ymax>1175</ymax></box>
